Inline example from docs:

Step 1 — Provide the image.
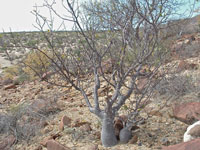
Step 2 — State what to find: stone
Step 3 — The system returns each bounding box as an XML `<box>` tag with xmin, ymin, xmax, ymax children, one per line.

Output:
<box><xmin>41</xmin><ymin>71</ymin><xmax>55</xmax><ymax>81</ymax></box>
<box><xmin>129</xmin><ymin>135</ymin><xmax>138</xmax><ymax>144</ymax></box>
<box><xmin>136</xmin><ymin>77</ymin><xmax>148</xmax><ymax>92</ymax></box>
<box><xmin>162</xmin><ymin>138</ymin><xmax>200</xmax><ymax>150</ymax></box>
<box><xmin>59</xmin><ymin>116</ymin><xmax>72</xmax><ymax>131</ymax></box>
<box><xmin>173</xmin><ymin>102</ymin><xmax>200</xmax><ymax>124</ymax></box>
<box><xmin>4</xmin><ymin>84</ymin><xmax>17</xmax><ymax>90</ymax></box>
<box><xmin>184</xmin><ymin>120</ymin><xmax>200</xmax><ymax>142</ymax></box>
<box><xmin>0</xmin><ymin>135</ymin><xmax>16</xmax><ymax>150</ymax></box>
<box><xmin>46</xmin><ymin>140</ymin><xmax>70</xmax><ymax>150</ymax></box>
<box><xmin>40</xmin><ymin>136</ymin><xmax>53</xmax><ymax>147</ymax></box>
<box><xmin>79</xmin><ymin>123</ymin><xmax>92</xmax><ymax>132</ymax></box>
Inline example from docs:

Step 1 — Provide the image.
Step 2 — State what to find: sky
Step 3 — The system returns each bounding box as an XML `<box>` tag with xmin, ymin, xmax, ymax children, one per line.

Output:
<box><xmin>0</xmin><ymin>0</ymin><xmax>43</xmax><ymax>32</ymax></box>
<box><xmin>0</xmin><ymin>0</ymin><xmax>199</xmax><ymax>32</ymax></box>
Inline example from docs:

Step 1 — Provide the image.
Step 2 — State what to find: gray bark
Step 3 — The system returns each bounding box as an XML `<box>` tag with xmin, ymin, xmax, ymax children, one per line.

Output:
<box><xmin>101</xmin><ymin>116</ymin><xmax>118</xmax><ymax>147</ymax></box>
<box><xmin>119</xmin><ymin>127</ymin><xmax>132</xmax><ymax>144</ymax></box>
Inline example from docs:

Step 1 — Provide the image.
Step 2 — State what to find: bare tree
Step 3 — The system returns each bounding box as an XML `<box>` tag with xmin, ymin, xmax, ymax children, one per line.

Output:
<box><xmin>8</xmin><ymin>0</ymin><xmax>195</xmax><ymax>147</ymax></box>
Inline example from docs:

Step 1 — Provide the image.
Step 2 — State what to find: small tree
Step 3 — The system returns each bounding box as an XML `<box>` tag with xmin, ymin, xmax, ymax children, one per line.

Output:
<box><xmin>10</xmin><ymin>0</ymin><xmax>194</xmax><ymax>147</ymax></box>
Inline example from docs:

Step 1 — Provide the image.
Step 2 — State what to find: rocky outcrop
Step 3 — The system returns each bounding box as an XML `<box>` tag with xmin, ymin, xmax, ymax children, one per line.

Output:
<box><xmin>162</xmin><ymin>138</ymin><xmax>200</xmax><ymax>150</ymax></box>
<box><xmin>173</xmin><ymin>102</ymin><xmax>200</xmax><ymax>124</ymax></box>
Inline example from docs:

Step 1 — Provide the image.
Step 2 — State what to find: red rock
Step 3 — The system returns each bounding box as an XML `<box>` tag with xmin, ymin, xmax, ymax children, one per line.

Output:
<box><xmin>46</xmin><ymin>140</ymin><xmax>70</xmax><ymax>150</ymax></box>
<box><xmin>59</xmin><ymin>116</ymin><xmax>72</xmax><ymax>131</ymax></box>
<box><xmin>40</xmin><ymin>136</ymin><xmax>54</xmax><ymax>147</ymax></box>
<box><xmin>173</xmin><ymin>102</ymin><xmax>200</xmax><ymax>124</ymax></box>
<box><xmin>188</xmin><ymin>124</ymin><xmax>200</xmax><ymax>137</ymax></box>
<box><xmin>129</xmin><ymin>135</ymin><xmax>138</xmax><ymax>144</ymax></box>
<box><xmin>162</xmin><ymin>138</ymin><xmax>200</xmax><ymax>150</ymax></box>
<box><xmin>4</xmin><ymin>84</ymin><xmax>16</xmax><ymax>90</ymax></box>
<box><xmin>114</xmin><ymin>118</ymin><xmax>124</xmax><ymax>140</ymax></box>
<box><xmin>136</xmin><ymin>77</ymin><xmax>148</xmax><ymax>93</ymax></box>
<box><xmin>0</xmin><ymin>135</ymin><xmax>16</xmax><ymax>150</ymax></box>
<box><xmin>41</xmin><ymin>71</ymin><xmax>55</xmax><ymax>81</ymax></box>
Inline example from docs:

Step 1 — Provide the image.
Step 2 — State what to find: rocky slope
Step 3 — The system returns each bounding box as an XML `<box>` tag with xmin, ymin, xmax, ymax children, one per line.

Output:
<box><xmin>0</xmin><ymin>28</ymin><xmax>200</xmax><ymax>150</ymax></box>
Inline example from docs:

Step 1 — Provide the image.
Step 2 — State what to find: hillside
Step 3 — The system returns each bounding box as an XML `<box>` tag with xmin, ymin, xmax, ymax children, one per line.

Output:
<box><xmin>0</xmin><ymin>16</ymin><xmax>200</xmax><ymax>150</ymax></box>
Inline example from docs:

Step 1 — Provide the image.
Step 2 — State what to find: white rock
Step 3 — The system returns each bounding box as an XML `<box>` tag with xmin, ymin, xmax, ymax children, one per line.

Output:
<box><xmin>183</xmin><ymin>120</ymin><xmax>200</xmax><ymax>142</ymax></box>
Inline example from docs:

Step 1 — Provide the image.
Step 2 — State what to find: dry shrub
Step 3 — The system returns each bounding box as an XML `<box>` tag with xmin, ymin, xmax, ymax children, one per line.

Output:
<box><xmin>3</xmin><ymin>65</ymin><xmax>21</xmax><ymax>79</ymax></box>
<box><xmin>155</xmin><ymin>74</ymin><xmax>195</xmax><ymax>98</ymax></box>
<box><xmin>0</xmin><ymin>98</ymin><xmax>60</xmax><ymax>142</ymax></box>
<box><xmin>23</xmin><ymin>49</ymin><xmax>52</xmax><ymax>79</ymax></box>
<box><xmin>175</xmin><ymin>42</ymin><xmax>200</xmax><ymax>59</ymax></box>
<box><xmin>2</xmin><ymin>65</ymin><xmax>30</xmax><ymax>83</ymax></box>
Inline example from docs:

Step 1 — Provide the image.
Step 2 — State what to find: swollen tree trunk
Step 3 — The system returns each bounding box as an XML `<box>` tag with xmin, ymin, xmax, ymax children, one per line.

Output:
<box><xmin>101</xmin><ymin>115</ymin><xmax>118</xmax><ymax>147</ymax></box>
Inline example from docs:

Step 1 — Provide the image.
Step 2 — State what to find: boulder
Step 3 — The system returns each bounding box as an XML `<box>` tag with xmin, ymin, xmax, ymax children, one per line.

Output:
<box><xmin>46</xmin><ymin>140</ymin><xmax>70</xmax><ymax>150</ymax></box>
<box><xmin>40</xmin><ymin>136</ymin><xmax>54</xmax><ymax>147</ymax></box>
<box><xmin>173</xmin><ymin>102</ymin><xmax>200</xmax><ymax>124</ymax></box>
<box><xmin>162</xmin><ymin>138</ymin><xmax>200</xmax><ymax>150</ymax></box>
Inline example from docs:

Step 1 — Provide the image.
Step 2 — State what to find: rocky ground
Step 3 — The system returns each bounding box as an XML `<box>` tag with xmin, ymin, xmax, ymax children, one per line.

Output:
<box><xmin>0</xmin><ymin>31</ymin><xmax>200</xmax><ymax>150</ymax></box>
<box><xmin>0</xmin><ymin>77</ymin><xmax>187</xmax><ymax>150</ymax></box>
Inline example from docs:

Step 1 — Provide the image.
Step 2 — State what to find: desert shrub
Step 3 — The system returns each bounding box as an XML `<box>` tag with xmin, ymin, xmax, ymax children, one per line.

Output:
<box><xmin>2</xmin><ymin>64</ymin><xmax>30</xmax><ymax>83</ymax></box>
<box><xmin>155</xmin><ymin>74</ymin><xmax>194</xmax><ymax>98</ymax></box>
<box><xmin>26</xmin><ymin>39</ymin><xmax>38</xmax><ymax>47</ymax></box>
<box><xmin>23</xmin><ymin>49</ymin><xmax>52</xmax><ymax>79</ymax></box>
<box><xmin>177</xmin><ymin>42</ymin><xmax>200</xmax><ymax>59</ymax></box>
<box><xmin>0</xmin><ymin>100</ymin><xmax>57</xmax><ymax>142</ymax></box>
<box><xmin>3</xmin><ymin>65</ymin><xmax>21</xmax><ymax>79</ymax></box>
